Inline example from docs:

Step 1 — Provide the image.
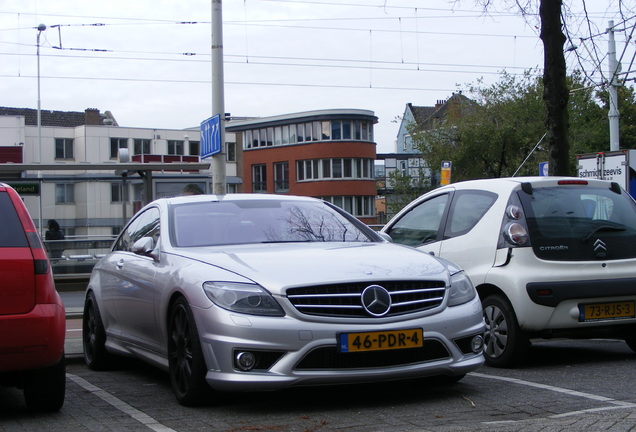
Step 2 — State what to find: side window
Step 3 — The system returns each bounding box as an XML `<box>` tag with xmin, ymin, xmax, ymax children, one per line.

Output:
<box><xmin>129</xmin><ymin>208</ymin><xmax>160</xmax><ymax>246</ymax></box>
<box><xmin>444</xmin><ymin>191</ymin><xmax>497</xmax><ymax>238</ymax></box>
<box><xmin>386</xmin><ymin>194</ymin><xmax>449</xmax><ymax>246</ymax></box>
<box><xmin>113</xmin><ymin>218</ymin><xmax>140</xmax><ymax>252</ymax></box>
<box><xmin>113</xmin><ymin>207</ymin><xmax>160</xmax><ymax>252</ymax></box>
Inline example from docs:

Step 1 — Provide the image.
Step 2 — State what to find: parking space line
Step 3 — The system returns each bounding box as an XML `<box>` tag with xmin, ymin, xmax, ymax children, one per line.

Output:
<box><xmin>67</xmin><ymin>374</ymin><xmax>177</xmax><ymax>432</ymax></box>
<box><xmin>470</xmin><ymin>371</ymin><xmax>636</xmax><ymax>418</ymax></box>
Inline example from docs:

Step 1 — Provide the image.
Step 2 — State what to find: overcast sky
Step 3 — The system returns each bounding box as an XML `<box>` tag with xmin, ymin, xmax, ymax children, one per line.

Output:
<box><xmin>0</xmin><ymin>0</ymin><xmax>633</xmax><ymax>153</ymax></box>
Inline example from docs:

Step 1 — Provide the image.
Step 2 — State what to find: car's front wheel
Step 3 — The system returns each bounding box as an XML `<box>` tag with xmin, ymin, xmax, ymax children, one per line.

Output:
<box><xmin>168</xmin><ymin>297</ymin><xmax>209</xmax><ymax>406</ymax></box>
<box><xmin>482</xmin><ymin>295</ymin><xmax>529</xmax><ymax>368</ymax></box>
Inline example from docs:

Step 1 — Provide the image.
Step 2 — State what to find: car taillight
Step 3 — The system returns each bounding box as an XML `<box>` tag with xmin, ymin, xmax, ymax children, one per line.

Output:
<box><xmin>498</xmin><ymin>194</ymin><xmax>531</xmax><ymax>249</ymax></box>
<box><xmin>504</xmin><ymin>222</ymin><xmax>529</xmax><ymax>246</ymax></box>
<box><xmin>7</xmin><ymin>187</ymin><xmax>51</xmax><ymax>274</ymax></box>
<box><xmin>506</xmin><ymin>204</ymin><xmax>523</xmax><ymax>220</ymax></box>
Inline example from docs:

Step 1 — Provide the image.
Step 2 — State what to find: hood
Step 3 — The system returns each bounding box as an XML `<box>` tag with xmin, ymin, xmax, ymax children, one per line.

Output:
<box><xmin>172</xmin><ymin>242</ymin><xmax>450</xmax><ymax>294</ymax></box>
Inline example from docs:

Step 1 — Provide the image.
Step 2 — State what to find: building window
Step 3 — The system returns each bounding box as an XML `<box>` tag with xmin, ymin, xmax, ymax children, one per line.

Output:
<box><xmin>54</xmin><ymin>138</ymin><xmax>74</xmax><ymax>159</ymax></box>
<box><xmin>252</xmin><ymin>164</ymin><xmax>267</xmax><ymax>193</ymax></box>
<box><xmin>241</xmin><ymin>119</ymin><xmax>375</xmax><ymax>150</ymax></box>
<box><xmin>322</xmin><ymin>196</ymin><xmax>375</xmax><ymax>217</ymax></box>
<box><xmin>133</xmin><ymin>139</ymin><xmax>151</xmax><ymax>155</ymax></box>
<box><xmin>321</xmin><ymin>121</ymin><xmax>330</xmax><ymax>140</ymax></box>
<box><xmin>226</xmin><ymin>142</ymin><xmax>236</xmax><ymax>162</ymax></box>
<box><xmin>266</xmin><ymin>128</ymin><xmax>274</xmax><ymax>146</ymax></box>
<box><xmin>189</xmin><ymin>140</ymin><xmax>200</xmax><ymax>156</ymax></box>
<box><xmin>331</xmin><ymin>121</ymin><xmax>341</xmax><ymax>140</ymax></box>
<box><xmin>362</xmin><ymin>121</ymin><xmax>370</xmax><ymax>141</ymax></box>
<box><xmin>168</xmin><ymin>140</ymin><xmax>184</xmax><ymax>155</ymax></box>
<box><xmin>332</xmin><ymin>159</ymin><xmax>343</xmax><ymax>178</ymax></box>
<box><xmin>274</xmin><ymin>162</ymin><xmax>289</xmax><ymax>193</ymax></box>
<box><xmin>55</xmin><ymin>183</ymin><xmax>75</xmax><ymax>204</ymax></box>
<box><xmin>274</xmin><ymin>127</ymin><xmax>282</xmax><ymax>146</ymax></box>
<box><xmin>342</xmin><ymin>121</ymin><xmax>352</xmax><ymax>140</ymax></box>
<box><xmin>111</xmin><ymin>182</ymin><xmax>123</xmax><ymax>203</ymax></box>
<box><xmin>296</xmin><ymin>158</ymin><xmax>373</xmax><ymax>181</ymax></box>
<box><xmin>110</xmin><ymin>138</ymin><xmax>128</xmax><ymax>159</ymax></box>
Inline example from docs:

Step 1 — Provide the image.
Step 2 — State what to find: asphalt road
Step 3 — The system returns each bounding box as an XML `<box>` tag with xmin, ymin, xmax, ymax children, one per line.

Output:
<box><xmin>2</xmin><ymin>292</ymin><xmax>636</xmax><ymax>432</ymax></box>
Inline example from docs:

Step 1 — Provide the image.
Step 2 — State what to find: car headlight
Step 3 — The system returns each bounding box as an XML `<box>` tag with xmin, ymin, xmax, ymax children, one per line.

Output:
<box><xmin>203</xmin><ymin>282</ymin><xmax>285</xmax><ymax>317</ymax></box>
<box><xmin>447</xmin><ymin>270</ymin><xmax>477</xmax><ymax>307</ymax></box>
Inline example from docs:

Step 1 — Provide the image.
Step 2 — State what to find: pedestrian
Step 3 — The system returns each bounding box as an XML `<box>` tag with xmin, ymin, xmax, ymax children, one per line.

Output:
<box><xmin>182</xmin><ymin>184</ymin><xmax>204</xmax><ymax>195</ymax></box>
<box><xmin>45</xmin><ymin>219</ymin><xmax>65</xmax><ymax>258</ymax></box>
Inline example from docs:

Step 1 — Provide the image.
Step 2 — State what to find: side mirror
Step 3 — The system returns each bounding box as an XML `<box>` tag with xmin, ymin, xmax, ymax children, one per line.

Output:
<box><xmin>131</xmin><ymin>237</ymin><xmax>157</xmax><ymax>259</ymax></box>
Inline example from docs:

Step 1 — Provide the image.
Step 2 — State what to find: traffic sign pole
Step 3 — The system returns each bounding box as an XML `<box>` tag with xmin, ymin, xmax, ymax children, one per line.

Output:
<box><xmin>211</xmin><ymin>0</ymin><xmax>227</xmax><ymax>195</ymax></box>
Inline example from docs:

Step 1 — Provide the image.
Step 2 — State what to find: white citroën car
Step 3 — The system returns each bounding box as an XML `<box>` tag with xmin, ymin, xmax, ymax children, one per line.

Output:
<box><xmin>383</xmin><ymin>177</ymin><xmax>636</xmax><ymax>367</ymax></box>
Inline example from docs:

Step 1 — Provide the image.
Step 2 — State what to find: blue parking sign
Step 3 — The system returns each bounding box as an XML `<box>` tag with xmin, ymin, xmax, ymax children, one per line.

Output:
<box><xmin>200</xmin><ymin>114</ymin><xmax>221</xmax><ymax>159</ymax></box>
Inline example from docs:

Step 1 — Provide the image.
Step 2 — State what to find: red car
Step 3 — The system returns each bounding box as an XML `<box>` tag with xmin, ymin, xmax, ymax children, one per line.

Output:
<box><xmin>0</xmin><ymin>183</ymin><xmax>66</xmax><ymax>412</ymax></box>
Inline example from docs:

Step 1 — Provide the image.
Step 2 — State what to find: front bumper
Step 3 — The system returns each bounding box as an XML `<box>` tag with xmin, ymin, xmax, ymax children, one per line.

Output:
<box><xmin>192</xmin><ymin>296</ymin><xmax>485</xmax><ymax>392</ymax></box>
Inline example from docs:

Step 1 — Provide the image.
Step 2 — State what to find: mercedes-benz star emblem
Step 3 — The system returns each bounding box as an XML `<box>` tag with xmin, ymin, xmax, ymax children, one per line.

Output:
<box><xmin>361</xmin><ymin>285</ymin><xmax>392</xmax><ymax>317</ymax></box>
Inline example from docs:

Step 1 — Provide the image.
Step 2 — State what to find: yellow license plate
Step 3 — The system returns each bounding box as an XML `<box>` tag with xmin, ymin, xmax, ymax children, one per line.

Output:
<box><xmin>338</xmin><ymin>329</ymin><xmax>423</xmax><ymax>353</ymax></box>
<box><xmin>579</xmin><ymin>301</ymin><xmax>635</xmax><ymax>322</ymax></box>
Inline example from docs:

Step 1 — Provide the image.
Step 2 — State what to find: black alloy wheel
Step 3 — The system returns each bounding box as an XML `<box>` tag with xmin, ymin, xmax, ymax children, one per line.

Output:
<box><xmin>168</xmin><ymin>297</ymin><xmax>209</xmax><ymax>406</ymax></box>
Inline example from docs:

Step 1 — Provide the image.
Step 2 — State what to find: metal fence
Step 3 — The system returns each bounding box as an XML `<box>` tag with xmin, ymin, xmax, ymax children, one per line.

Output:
<box><xmin>44</xmin><ymin>236</ymin><xmax>116</xmax><ymax>279</ymax></box>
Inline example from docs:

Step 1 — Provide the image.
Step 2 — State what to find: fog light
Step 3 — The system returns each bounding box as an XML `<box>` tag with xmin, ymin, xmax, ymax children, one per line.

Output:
<box><xmin>471</xmin><ymin>335</ymin><xmax>484</xmax><ymax>353</ymax></box>
<box><xmin>235</xmin><ymin>351</ymin><xmax>256</xmax><ymax>371</ymax></box>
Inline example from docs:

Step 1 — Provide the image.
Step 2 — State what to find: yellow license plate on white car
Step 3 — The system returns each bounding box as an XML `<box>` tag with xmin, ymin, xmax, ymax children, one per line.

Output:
<box><xmin>338</xmin><ymin>329</ymin><xmax>423</xmax><ymax>353</ymax></box>
<box><xmin>579</xmin><ymin>301</ymin><xmax>635</xmax><ymax>322</ymax></box>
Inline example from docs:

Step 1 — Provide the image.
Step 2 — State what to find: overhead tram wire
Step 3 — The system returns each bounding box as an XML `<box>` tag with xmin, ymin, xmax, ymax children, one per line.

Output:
<box><xmin>1</xmin><ymin>44</ymin><xmax>542</xmax><ymax>78</ymax></box>
<box><xmin>0</xmin><ymin>72</ymin><xmax>461</xmax><ymax>94</ymax></box>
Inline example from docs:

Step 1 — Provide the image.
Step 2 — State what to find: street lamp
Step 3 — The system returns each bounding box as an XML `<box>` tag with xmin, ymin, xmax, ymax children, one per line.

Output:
<box><xmin>36</xmin><ymin>23</ymin><xmax>46</xmax><ymax>236</ymax></box>
<box><xmin>36</xmin><ymin>24</ymin><xmax>46</xmax><ymax>164</ymax></box>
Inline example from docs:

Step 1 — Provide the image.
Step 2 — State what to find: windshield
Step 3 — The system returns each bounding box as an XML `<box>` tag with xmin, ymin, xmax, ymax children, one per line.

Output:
<box><xmin>171</xmin><ymin>199</ymin><xmax>375</xmax><ymax>247</ymax></box>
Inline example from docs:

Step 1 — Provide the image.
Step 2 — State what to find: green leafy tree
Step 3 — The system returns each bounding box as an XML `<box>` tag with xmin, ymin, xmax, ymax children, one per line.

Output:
<box><xmin>411</xmin><ymin>71</ymin><xmax>630</xmax><ymax>182</ymax></box>
<box><xmin>412</xmin><ymin>71</ymin><xmax>548</xmax><ymax>182</ymax></box>
<box><xmin>596</xmin><ymin>85</ymin><xmax>636</xmax><ymax>150</ymax></box>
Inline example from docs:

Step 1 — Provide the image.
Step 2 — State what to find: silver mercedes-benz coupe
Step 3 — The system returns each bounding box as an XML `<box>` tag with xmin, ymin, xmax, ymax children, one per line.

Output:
<box><xmin>83</xmin><ymin>194</ymin><xmax>484</xmax><ymax>405</ymax></box>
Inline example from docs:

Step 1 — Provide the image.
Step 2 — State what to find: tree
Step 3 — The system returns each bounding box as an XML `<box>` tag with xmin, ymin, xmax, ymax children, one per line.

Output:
<box><xmin>411</xmin><ymin>70</ymin><xmax>625</xmax><ymax>181</ymax></box>
<box><xmin>539</xmin><ymin>0</ymin><xmax>571</xmax><ymax>175</ymax></box>
<box><xmin>596</xmin><ymin>85</ymin><xmax>636</xmax><ymax>150</ymax></box>
<box><xmin>413</xmin><ymin>71</ymin><xmax>548</xmax><ymax>181</ymax></box>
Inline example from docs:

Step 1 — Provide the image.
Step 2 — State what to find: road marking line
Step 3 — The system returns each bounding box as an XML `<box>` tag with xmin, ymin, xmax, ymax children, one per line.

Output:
<box><xmin>67</xmin><ymin>374</ymin><xmax>177</xmax><ymax>432</ymax></box>
<box><xmin>470</xmin><ymin>371</ymin><xmax>636</xmax><ymax>419</ymax></box>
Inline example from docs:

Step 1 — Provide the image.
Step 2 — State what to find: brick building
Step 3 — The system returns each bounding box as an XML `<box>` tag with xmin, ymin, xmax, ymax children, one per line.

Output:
<box><xmin>227</xmin><ymin>109</ymin><xmax>379</xmax><ymax>224</ymax></box>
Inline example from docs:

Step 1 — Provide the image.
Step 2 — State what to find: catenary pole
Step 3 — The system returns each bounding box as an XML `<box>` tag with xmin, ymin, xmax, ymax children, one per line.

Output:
<box><xmin>608</xmin><ymin>20</ymin><xmax>620</xmax><ymax>152</ymax></box>
<box><xmin>211</xmin><ymin>0</ymin><xmax>227</xmax><ymax>194</ymax></box>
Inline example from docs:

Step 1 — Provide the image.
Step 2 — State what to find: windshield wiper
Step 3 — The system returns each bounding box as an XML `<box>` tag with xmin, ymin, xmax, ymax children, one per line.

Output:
<box><xmin>582</xmin><ymin>225</ymin><xmax>627</xmax><ymax>242</ymax></box>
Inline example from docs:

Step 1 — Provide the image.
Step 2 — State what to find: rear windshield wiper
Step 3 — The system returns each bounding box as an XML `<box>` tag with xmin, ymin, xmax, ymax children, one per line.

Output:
<box><xmin>582</xmin><ymin>225</ymin><xmax>627</xmax><ymax>242</ymax></box>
